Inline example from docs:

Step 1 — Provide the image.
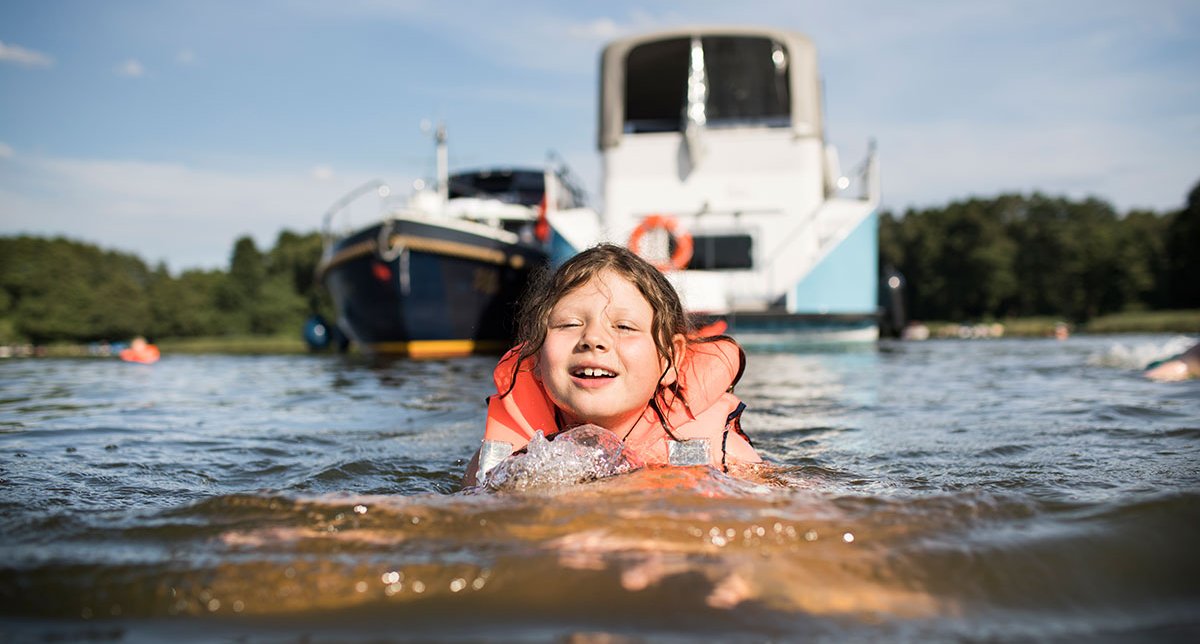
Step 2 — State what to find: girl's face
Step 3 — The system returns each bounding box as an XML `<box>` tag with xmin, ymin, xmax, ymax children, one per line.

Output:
<box><xmin>536</xmin><ymin>269</ymin><xmax>684</xmax><ymax>433</ymax></box>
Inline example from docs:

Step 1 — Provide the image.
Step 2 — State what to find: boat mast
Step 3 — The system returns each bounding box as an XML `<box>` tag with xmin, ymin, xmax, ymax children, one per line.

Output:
<box><xmin>436</xmin><ymin>122</ymin><xmax>449</xmax><ymax>204</ymax></box>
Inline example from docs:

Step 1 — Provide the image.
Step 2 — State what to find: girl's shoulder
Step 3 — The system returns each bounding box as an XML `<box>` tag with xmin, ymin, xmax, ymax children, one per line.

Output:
<box><xmin>680</xmin><ymin>336</ymin><xmax>746</xmax><ymax>402</ymax></box>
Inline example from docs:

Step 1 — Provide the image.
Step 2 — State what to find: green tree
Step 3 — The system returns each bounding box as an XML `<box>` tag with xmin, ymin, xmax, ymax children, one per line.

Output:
<box><xmin>215</xmin><ymin>236</ymin><xmax>264</xmax><ymax>333</ymax></box>
<box><xmin>1165</xmin><ymin>180</ymin><xmax>1200</xmax><ymax>307</ymax></box>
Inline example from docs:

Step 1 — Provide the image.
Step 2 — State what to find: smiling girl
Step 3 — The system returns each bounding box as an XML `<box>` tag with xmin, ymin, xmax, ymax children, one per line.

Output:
<box><xmin>463</xmin><ymin>244</ymin><xmax>761</xmax><ymax>486</ymax></box>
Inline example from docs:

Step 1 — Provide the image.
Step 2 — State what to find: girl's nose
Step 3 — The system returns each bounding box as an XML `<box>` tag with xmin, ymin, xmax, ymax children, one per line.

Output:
<box><xmin>577</xmin><ymin>322</ymin><xmax>610</xmax><ymax>351</ymax></box>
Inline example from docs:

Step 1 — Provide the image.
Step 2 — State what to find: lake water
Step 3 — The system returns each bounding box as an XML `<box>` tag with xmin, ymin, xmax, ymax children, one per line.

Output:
<box><xmin>2</xmin><ymin>335</ymin><xmax>1198</xmax><ymax>642</ymax></box>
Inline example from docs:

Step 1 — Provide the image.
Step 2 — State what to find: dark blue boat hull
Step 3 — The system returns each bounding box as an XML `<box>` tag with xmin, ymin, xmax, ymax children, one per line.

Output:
<box><xmin>319</xmin><ymin>218</ymin><xmax>546</xmax><ymax>357</ymax></box>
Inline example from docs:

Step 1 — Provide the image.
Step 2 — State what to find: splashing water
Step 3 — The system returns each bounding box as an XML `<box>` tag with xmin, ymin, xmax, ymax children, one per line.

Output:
<box><xmin>1087</xmin><ymin>334</ymin><xmax>1197</xmax><ymax>369</ymax></box>
<box><xmin>484</xmin><ymin>425</ymin><xmax>645</xmax><ymax>491</ymax></box>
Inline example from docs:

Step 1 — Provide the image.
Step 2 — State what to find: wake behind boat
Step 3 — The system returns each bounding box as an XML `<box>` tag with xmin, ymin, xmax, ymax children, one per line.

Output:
<box><xmin>316</xmin><ymin>125</ymin><xmax>590</xmax><ymax>358</ymax></box>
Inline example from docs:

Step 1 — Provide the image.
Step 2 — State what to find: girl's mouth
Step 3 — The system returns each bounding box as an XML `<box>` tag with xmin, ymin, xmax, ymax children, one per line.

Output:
<box><xmin>571</xmin><ymin>367</ymin><xmax>616</xmax><ymax>379</ymax></box>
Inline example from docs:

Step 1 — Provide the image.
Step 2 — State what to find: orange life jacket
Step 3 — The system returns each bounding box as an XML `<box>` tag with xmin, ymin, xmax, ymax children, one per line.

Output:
<box><xmin>482</xmin><ymin>336</ymin><xmax>761</xmax><ymax>470</ymax></box>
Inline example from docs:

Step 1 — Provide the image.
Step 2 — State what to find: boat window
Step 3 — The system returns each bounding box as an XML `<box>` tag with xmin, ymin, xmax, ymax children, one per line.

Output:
<box><xmin>701</xmin><ymin>36</ymin><xmax>791</xmax><ymax>129</ymax></box>
<box><xmin>688</xmin><ymin>234</ymin><xmax>754</xmax><ymax>270</ymax></box>
<box><xmin>448</xmin><ymin>170</ymin><xmax>544</xmax><ymax>206</ymax></box>
<box><xmin>624</xmin><ymin>36</ymin><xmax>791</xmax><ymax>134</ymax></box>
<box><xmin>624</xmin><ymin>38</ymin><xmax>690</xmax><ymax>134</ymax></box>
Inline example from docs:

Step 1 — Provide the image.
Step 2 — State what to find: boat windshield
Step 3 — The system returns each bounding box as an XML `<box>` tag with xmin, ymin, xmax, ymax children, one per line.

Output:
<box><xmin>623</xmin><ymin>36</ymin><xmax>791</xmax><ymax>134</ymax></box>
<box><xmin>448</xmin><ymin>170</ymin><xmax>544</xmax><ymax>206</ymax></box>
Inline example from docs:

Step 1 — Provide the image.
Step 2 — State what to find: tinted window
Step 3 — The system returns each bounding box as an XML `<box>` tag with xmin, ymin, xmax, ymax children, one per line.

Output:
<box><xmin>448</xmin><ymin>170</ymin><xmax>544</xmax><ymax>206</ymax></box>
<box><xmin>623</xmin><ymin>37</ymin><xmax>689</xmax><ymax>134</ymax></box>
<box><xmin>702</xmin><ymin>36</ymin><xmax>790</xmax><ymax>128</ymax></box>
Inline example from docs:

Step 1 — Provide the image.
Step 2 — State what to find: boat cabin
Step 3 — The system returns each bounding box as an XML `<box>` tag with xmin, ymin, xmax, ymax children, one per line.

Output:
<box><xmin>588</xmin><ymin>26</ymin><xmax>879</xmax><ymax>319</ymax></box>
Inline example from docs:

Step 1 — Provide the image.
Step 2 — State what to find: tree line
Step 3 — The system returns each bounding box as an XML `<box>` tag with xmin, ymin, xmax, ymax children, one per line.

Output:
<box><xmin>0</xmin><ymin>231</ymin><xmax>328</xmax><ymax>345</ymax></box>
<box><xmin>1</xmin><ymin>179</ymin><xmax>1197</xmax><ymax>344</ymax></box>
<box><xmin>879</xmin><ymin>179</ymin><xmax>1199</xmax><ymax>323</ymax></box>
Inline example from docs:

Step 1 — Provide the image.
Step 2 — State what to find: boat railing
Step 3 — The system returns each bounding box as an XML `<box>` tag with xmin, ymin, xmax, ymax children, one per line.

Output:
<box><xmin>757</xmin><ymin>139</ymin><xmax>879</xmax><ymax>290</ymax></box>
<box><xmin>545</xmin><ymin>150</ymin><xmax>590</xmax><ymax>208</ymax></box>
<box><xmin>852</xmin><ymin>139</ymin><xmax>879</xmax><ymax>204</ymax></box>
<box><xmin>321</xmin><ymin>179</ymin><xmax>391</xmax><ymax>250</ymax></box>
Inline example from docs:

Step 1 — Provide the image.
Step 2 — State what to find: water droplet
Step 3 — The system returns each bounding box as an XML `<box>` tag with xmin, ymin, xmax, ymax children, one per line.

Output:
<box><xmin>207</xmin><ymin>598</ymin><xmax>220</xmax><ymax>612</ymax></box>
<box><xmin>233</xmin><ymin>600</ymin><xmax>245</xmax><ymax>613</ymax></box>
<box><xmin>472</xmin><ymin>577</ymin><xmax>486</xmax><ymax>590</ymax></box>
<box><xmin>381</xmin><ymin>571</ymin><xmax>401</xmax><ymax>584</ymax></box>
<box><xmin>842</xmin><ymin>532</ymin><xmax>855</xmax><ymax>543</ymax></box>
<box><xmin>804</xmin><ymin>530</ymin><xmax>818</xmax><ymax>541</ymax></box>
<box><xmin>450</xmin><ymin>578</ymin><xmax>466</xmax><ymax>592</ymax></box>
<box><xmin>411</xmin><ymin>580</ymin><xmax>426</xmax><ymax>593</ymax></box>
<box><xmin>355</xmin><ymin>581</ymin><xmax>368</xmax><ymax>593</ymax></box>
<box><xmin>353</xmin><ymin>504</ymin><xmax>368</xmax><ymax>515</ymax></box>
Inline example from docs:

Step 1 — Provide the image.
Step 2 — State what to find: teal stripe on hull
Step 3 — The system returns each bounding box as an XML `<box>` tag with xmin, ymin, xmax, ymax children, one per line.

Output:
<box><xmin>790</xmin><ymin>210</ymin><xmax>878</xmax><ymax>314</ymax></box>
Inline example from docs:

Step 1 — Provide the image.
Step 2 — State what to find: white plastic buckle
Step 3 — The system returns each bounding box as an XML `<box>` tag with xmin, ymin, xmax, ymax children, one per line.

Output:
<box><xmin>477</xmin><ymin>439</ymin><xmax>514</xmax><ymax>480</ymax></box>
<box><xmin>668</xmin><ymin>438</ymin><xmax>711</xmax><ymax>466</ymax></box>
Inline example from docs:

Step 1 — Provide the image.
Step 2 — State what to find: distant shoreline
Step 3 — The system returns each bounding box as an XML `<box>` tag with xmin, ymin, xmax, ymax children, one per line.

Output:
<box><xmin>4</xmin><ymin>310</ymin><xmax>1196</xmax><ymax>358</ymax></box>
<box><xmin>919</xmin><ymin>309</ymin><xmax>1199</xmax><ymax>339</ymax></box>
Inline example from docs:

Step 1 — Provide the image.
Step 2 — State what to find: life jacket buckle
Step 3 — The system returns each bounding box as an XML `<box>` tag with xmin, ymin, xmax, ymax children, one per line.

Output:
<box><xmin>668</xmin><ymin>438</ymin><xmax>711</xmax><ymax>466</ymax></box>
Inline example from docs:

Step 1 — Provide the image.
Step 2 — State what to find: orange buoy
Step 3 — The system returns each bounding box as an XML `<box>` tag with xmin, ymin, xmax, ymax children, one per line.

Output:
<box><xmin>120</xmin><ymin>338</ymin><xmax>160</xmax><ymax>364</ymax></box>
<box><xmin>628</xmin><ymin>214</ymin><xmax>693</xmax><ymax>271</ymax></box>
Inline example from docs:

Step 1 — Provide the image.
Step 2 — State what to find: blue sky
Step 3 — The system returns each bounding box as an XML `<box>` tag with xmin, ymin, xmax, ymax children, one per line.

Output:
<box><xmin>2</xmin><ymin>0</ymin><xmax>1197</xmax><ymax>272</ymax></box>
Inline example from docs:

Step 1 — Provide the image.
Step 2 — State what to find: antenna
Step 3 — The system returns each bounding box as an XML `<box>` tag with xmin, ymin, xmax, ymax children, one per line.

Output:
<box><xmin>420</xmin><ymin>119</ymin><xmax>449</xmax><ymax>203</ymax></box>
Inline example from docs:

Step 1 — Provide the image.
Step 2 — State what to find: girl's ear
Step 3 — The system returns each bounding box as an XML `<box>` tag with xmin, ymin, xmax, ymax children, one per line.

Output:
<box><xmin>659</xmin><ymin>333</ymin><xmax>687</xmax><ymax>386</ymax></box>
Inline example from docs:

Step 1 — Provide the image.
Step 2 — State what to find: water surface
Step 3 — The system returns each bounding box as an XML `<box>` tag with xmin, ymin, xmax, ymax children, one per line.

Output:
<box><xmin>1</xmin><ymin>335</ymin><xmax>1198</xmax><ymax>641</ymax></box>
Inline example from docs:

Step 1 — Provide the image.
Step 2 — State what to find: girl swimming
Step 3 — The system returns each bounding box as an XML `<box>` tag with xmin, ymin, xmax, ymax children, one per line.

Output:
<box><xmin>463</xmin><ymin>244</ymin><xmax>761</xmax><ymax>486</ymax></box>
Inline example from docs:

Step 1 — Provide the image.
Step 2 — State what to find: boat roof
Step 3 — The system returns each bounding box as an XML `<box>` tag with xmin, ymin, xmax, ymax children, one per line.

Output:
<box><xmin>598</xmin><ymin>25</ymin><xmax>822</xmax><ymax>150</ymax></box>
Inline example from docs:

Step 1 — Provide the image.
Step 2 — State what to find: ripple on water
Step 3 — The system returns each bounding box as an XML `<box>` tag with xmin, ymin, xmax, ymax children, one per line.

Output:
<box><xmin>2</xmin><ymin>343</ymin><xmax>1198</xmax><ymax>641</ymax></box>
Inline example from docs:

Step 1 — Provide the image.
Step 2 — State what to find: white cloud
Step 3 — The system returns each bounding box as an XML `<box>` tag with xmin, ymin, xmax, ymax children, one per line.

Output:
<box><xmin>0</xmin><ymin>40</ymin><xmax>54</xmax><ymax>67</ymax></box>
<box><xmin>176</xmin><ymin>49</ymin><xmax>197</xmax><ymax>65</ymax></box>
<box><xmin>0</xmin><ymin>142</ymin><xmax>13</xmax><ymax>159</ymax></box>
<box><xmin>311</xmin><ymin>164</ymin><xmax>334</xmax><ymax>181</ymax></box>
<box><xmin>116</xmin><ymin>59</ymin><xmax>145</xmax><ymax>78</ymax></box>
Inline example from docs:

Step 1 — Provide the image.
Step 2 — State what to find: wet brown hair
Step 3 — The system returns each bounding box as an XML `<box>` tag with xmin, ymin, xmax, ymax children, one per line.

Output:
<box><xmin>510</xmin><ymin>243</ymin><xmax>689</xmax><ymax>379</ymax></box>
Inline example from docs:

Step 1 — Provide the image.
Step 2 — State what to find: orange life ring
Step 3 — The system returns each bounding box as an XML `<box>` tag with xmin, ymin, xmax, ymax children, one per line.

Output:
<box><xmin>627</xmin><ymin>215</ymin><xmax>693</xmax><ymax>272</ymax></box>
